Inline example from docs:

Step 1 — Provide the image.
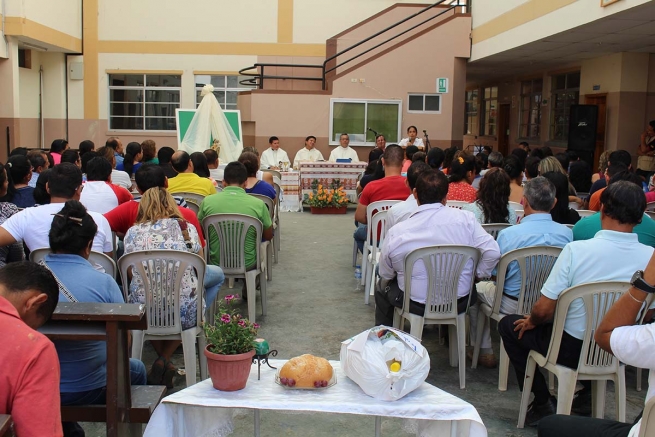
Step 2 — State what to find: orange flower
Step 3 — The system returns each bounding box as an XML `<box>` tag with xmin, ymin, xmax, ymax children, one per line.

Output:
<box><xmin>309</xmin><ymin>193</ymin><xmax>313</xmax><ymax>200</ymax></box>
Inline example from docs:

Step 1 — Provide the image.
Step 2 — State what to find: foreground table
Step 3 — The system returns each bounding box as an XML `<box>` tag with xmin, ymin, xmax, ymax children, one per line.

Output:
<box><xmin>299</xmin><ymin>161</ymin><xmax>367</xmax><ymax>204</ymax></box>
<box><xmin>40</xmin><ymin>303</ymin><xmax>147</xmax><ymax>437</ymax></box>
<box><xmin>144</xmin><ymin>360</ymin><xmax>487</xmax><ymax>437</ymax></box>
<box><xmin>279</xmin><ymin>170</ymin><xmax>301</xmax><ymax>212</ymax></box>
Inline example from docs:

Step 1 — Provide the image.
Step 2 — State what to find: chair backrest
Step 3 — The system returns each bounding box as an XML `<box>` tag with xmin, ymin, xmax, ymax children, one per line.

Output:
<box><xmin>515</xmin><ymin>209</ymin><xmax>525</xmax><ymax>223</ymax></box>
<box><xmin>493</xmin><ymin>246</ymin><xmax>563</xmax><ymax>316</ymax></box>
<box><xmin>369</xmin><ymin>210</ymin><xmax>389</xmax><ymax>260</ymax></box>
<box><xmin>446</xmin><ymin>200</ymin><xmax>468</xmax><ymax>209</ymax></box>
<box><xmin>565</xmin><ymin>224</ymin><xmax>574</xmax><ymax>229</ymax></box>
<box><xmin>366</xmin><ymin>200</ymin><xmax>400</xmax><ymax>239</ymax></box>
<box><xmin>568</xmin><ymin>201</ymin><xmax>580</xmax><ymax>210</ymax></box>
<box><xmin>577</xmin><ymin>209</ymin><xmax>596</xmax><ymax>218</ymax></box>
<box><xmin>249</xmin><ymin>193</ymin><xmax>275</xmax><ymax>222</ymax></box>
<box><xmin>171</xmin><ymin>192</ymin><xmax>205</xmax><ymax>214</ymax></box>
<box><xmin>639</xmin><ymin>395</ymin><xmax>655</xmax><ymax>437</ymax></box>
<box><xmin>262</xmin><ymin>169</ymin><xmax>282</xmax><ymax>180</ymax></box>
<box><xmin>646</xmin><ymin>211</ymin><xmax>655</xmax><ymax>221</ymax></box>
<box><xmin>508</xmin><ymin>201</ymin><xmax>523</xmax><ymax>215</ymax></box>
<box><xmin>29</xmin><ymin>248</ymin><xmax>118</xmax><ymax>279</ymax></box>
<box><xmin>403</xmin><ymin>245</ymin><xmax>480</xmax><ymax>318</ymax></box>
<box><xmin>201</xmin><ymin>213</ymin><xmax>263</xmax><ymax>275</ymax></box>
<box><xmin>545</xmin><ymin>281</ymin><xmax>631</xmax><ymax>376</ymax></box>
<box><xmin>647</xmin><ymin>201</ymin><xmax>655</xmax><ymax>212</ymax></box>
<box><xmin>481</xmin><ymin>223</ymin><xmax>512</xmax><ymax>240</ymax></box>
<box><xmin>117</xmin><ymin>250</ymin><xmax>206</xmax><ymax>335</ymax></box>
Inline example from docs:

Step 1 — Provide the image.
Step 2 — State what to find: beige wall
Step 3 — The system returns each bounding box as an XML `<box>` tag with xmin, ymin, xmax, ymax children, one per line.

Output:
<box><xmin>471</xmin><ymin>0</ymin><xmax>529</xmax><ymax>28</ymax></box>
<box><xmin>5</xmin><ymin>0</ymin><xmax>82</xmax><ymax>40</ymax></box>
<box><xmin>471</xmin><ymin>0</ymin><xmax>652</xmax><ymax>62</ymax></box>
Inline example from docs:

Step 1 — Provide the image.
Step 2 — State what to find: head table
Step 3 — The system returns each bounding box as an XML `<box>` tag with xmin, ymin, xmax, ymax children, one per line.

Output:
<box><xmin>279</xmin><ymin>161</ymin><xmax>368</xmax><ymax>212</ymax></box>
<box><xmin>143</xmin><ymin>360</ymin><xmax>487</xmax><ymax>437</ymax></box>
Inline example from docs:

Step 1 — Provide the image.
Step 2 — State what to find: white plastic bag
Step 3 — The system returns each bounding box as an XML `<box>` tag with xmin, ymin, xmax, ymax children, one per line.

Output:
<box><xmin>340</xmin><ymin>326</ymin><xmax>430</xmax><ymax>401</ymax></box>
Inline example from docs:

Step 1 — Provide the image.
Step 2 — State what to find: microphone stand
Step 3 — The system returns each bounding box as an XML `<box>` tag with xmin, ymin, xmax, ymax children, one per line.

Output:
<box><xmin>424</xmin><ymin>132</ymin><xmax>431</xmax><ymax>153</ymax></box>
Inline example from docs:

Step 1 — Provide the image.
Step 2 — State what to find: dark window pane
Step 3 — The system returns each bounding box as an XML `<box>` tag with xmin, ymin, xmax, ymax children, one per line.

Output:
<box><xmin>408</xmin><ymin>95</ymin><xmax>423</xmax><ymax>111</ymax></box>
<box><xmin>145</xmin><ymin>117</ymin><xmax>176</xmax><ymax>130</ymax></box>
<box><xmin>109</xmin><ymin>74</ymin><xmax>143</xmax><ymax>87</ymax></box>
<box><xmin>226</xmin><ymin>91</ymin><xmax>238</xmax><ymax>105</ymax></box>
<box><xmin>110</xmin><ymin>89</ymin><xmax>142</xmax><ymax>103</ymax></box>
<box><xmin>553</xmin><ymin>75</ymin><xmax>566</xmax><ymax>91</ymax></box>
<box><xmin>567</xmin><ymin>72</ymin><xmax>580</xmax><ymax>89</ymax></box>
<box><xmin>521</xmin><ymin>81</ymin><xmax>531</xmax><ymax>95</ymax></box>
<box><xmin>110</xmin><ymin>103</ymin><xmax>143</xmax><ymax>117</ymax></box>
<box><xmin>145</xmin><ymin>90</ymin><xmax>180</xmax><ymax>103</ymax></box>
<box><xmin>146</xmin><ymin>104</ymin><xmax>177</xmax><ymax>117</ymax></box>
<box><xmin>145</xmin><ymin>75</ymin><xmax>181</xmax><ymax>87</ymax></box>
<box><xmin>425</xmin><ymin>95</ymin><xmax>440</xmax><ymax>111</ymax></box>
<box><xmin>332</xmin><ymin>102</ymin><xmax>365</xmax><ymax>142</ymax></box>
<box><xmin>368</xmin><ymin>103</ymin><xmax>399</xmax><ymax>142</ymax></box>
<box><xmin>530</xmin><ymin>125</ymin><xmax>540</xmax><ymax>138</ymax></box>
<box><xmin>211</xmin><ymin>76</ymin><xmax>226</xmax><ymax>87</ymax></box>
<box><xmin>226</xmin><ymin>76</ymin><xmax>239</xmax><ymax>88</ymax></box>
<box><xmin>110</xmin><ymin>117</ymin><xmax>143</xmax><ymax>130</ymax></box>
<box><xmin>533</xmin><ymin>80</ymin><xmax>543</xmax><ymax>93</ymax></box>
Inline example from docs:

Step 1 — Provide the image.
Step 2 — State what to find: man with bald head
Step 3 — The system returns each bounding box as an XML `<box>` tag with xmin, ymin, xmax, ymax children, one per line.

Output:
<box><xmin>166</xmin><ymin>151</ymin><xmax>217</xmax><ymax>196</ymax></box>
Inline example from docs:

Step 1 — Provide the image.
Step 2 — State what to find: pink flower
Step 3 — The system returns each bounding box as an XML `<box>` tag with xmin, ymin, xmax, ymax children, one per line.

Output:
<box><xmin>253</xmin><ymin>323</ymin><xmax>260</xmax><ymax>329</ymax></box>
<box><xmin>238</xmin><ymin>320</ymin><xmax>247</xmax><ymax>327</ymax></box>
<box><xmin>220</xmin><ymin>314</ymin><xmax>231</xmax><ymax>324</ymax></box>
<box><xmin>225</xmin><ymin>295</ymin><xmax>235</xmax><ymax>302</ymax></box>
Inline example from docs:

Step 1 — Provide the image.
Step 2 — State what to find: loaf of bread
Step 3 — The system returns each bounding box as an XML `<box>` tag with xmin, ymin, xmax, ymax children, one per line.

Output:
<box><xmin>279</xmin><ymin>354</ymin><xmax>334</xmax><ymax>388</ymax></box>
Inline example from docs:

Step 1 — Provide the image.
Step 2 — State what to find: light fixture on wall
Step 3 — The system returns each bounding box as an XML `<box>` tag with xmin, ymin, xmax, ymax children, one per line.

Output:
<box><xmin>21</xmin><ymin>42</ymin><xmax>49</xmax><ymax>52</ymax></box>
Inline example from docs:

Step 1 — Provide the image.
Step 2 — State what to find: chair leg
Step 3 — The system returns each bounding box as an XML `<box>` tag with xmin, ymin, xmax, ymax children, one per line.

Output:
<box><xmin>637</xmin><ymin>367</ymin><xmax>643</xmax><ymax>392</ymax></box>
<box><xmin>364</xmin><ymin>260</ymin><xmax>372</xmax><ymax>304</ymax></box>
<box><xmin>352</xmin><ymin>241</ymin><xmax>357</xmax><ymax>267</ymax></box>
<box><xmin>408</xmin><ymin>318</ymin><xmax>425</xmax><ymax>340</ymax></box>
<box><xmin>549</xmin><ymin>371</ymin><xmax>555</xmax><ymax>391</ymax></box>
<box><xmin>498</xmin><ymin>338</ymin><xmax>509</xmax><ymax>391</ymax></box>
<box><xmin>555</xmin><ymin>369</ymin><xmax>577</xmax><ymax>415</ymax></box>
<box><xmin>198</xmin><ymin>331</ymin><xmax>208</xmax><ymax>381</ymax></box>
<box><xmin>517</xmin><ymin>356</ymin><xmax>538</xmax><ymax>428</ymax></box>
<box><xmin>273</xmin><ymin>230</ymin><xmax>279</xmax><ymax>264</ymax></box>
<box><xmin>616</xmin><ymin>367</ymin><xmax>626</xmax><ymax>422</ymax></box>
<box><xmin>456</xmin><ymin>316</ymin><xmax>466</xmax><ymax>389</ymax></box>
<box><xmin>245</xmin><ymin>273</ymin><xmax>257</xmax><ymax>324</ymax></box>
<box><xmin>471</xmin><ymin>307</ymin><xmax>486</xmax><ymax>369</ymax></box>
<box><xmin>367</xmin><ymin>266</ymin><xmax>376</xmax><ymax>304</ymax></box>
<box><xmin>181</xmin><ymin>329</ymin><xmax>198</xmax><ymax>387</ymax></box>
<box><xmin>131</xmin><ymin>330</ymin><xmax>144</xmax><ymax>360</ymax></box>
<box><xmin>392</xmin><ymin>311</ymin><xmax>401</xmax><ymax>330</ymax></box>
<box><xmin>260</xmin><ymin>272</ymin><xmax>267</xmax><ymax>317</ymax></box>
<box><xmin>595</xmin><ymin>380</ymin><xmax>608</xmax><ymax>419</ymax></box>
<box><xmin>361</xmin><ymin>244</ymin><xmax>370</xmax><ymax>286</ymax></box>
<box><xmin>448</xmin><ymin>324</ymin><xmax>458</xmax><ymax>368</ymax></box>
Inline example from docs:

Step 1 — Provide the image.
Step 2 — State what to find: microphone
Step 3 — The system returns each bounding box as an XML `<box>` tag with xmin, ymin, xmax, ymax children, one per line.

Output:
<box><xmin>368</xmin><ymin>127</ymin><xmax>378</xmax><ymax>137</ymax></box>
<box><xmin>423</xmin><ymin>130</ymin><xmax>428</xmax><ymax>135</ymax></box>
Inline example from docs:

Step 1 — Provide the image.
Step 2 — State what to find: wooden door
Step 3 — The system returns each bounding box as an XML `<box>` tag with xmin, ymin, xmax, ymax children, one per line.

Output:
<box><xmin>498</xmin><ymin>104</ymin><xmax>511</xmax><ymax>156</ymax></box>
<box><xmin>584</xmin><ymin>94</ymin><xmax>606</xmax><ymax>172</ymax></box>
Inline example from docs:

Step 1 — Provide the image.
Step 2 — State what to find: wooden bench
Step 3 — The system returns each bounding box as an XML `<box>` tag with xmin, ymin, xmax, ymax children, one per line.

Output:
<box><xmin>41</xmin><ymin>303</ymin><xmax>166</xmax><ymax>437</ymax></box>
<box><xmin>0</xmin><ymin>415</ymin><xmax>14</xmax><ymax>437</ymax></box>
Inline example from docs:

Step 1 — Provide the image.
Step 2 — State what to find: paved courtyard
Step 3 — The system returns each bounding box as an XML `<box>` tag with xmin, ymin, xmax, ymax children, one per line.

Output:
<box><xmin>85</xmin><ymin>209</ymin><xmax>645</xmax><ymax>436</ymax></box>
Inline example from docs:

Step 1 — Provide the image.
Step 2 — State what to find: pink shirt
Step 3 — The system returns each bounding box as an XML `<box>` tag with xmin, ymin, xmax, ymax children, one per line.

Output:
<box><xmin>0</xmin><ymin>296</ymin><xmax>62</xmax><ymax>436</ymax></box>
<box><xmin>51</xmin><ymin>152</ymin><xmax>62</xmax><ymax>165</ymax></box>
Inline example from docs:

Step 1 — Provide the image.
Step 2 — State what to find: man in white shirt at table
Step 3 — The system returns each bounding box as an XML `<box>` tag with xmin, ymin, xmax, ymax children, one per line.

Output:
<box><xmin>375</xmin><ymin>169</ymin><xmax>501</xmax><ymax>326</ymax></box>
<box><xmin>260</xmin><ymin>136</ymin><xmax>290</xmax><ymax>170</ymax></box>
<box><xmin>329</xmin><ymin>133</ymin><xmax>359</xmax><ymax>162</ymax></box>
<box><xmin>293</xmin><ymin>135</ymin><xmax>324</xmax><ymax>169</ymax></box>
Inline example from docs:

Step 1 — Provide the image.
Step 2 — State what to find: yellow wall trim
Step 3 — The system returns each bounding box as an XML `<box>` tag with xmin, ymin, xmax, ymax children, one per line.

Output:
<box><xmin>194</xmin><ymin>71</ymin><xmax>240</xmax><ymax>75</ymax></box>
<box><xmin>97</xmin><ymin>41</ymin><xmax>326</xmax><ymax>57</ymax></box>
<box><xmin>83</xmin><ymin>0</ymin><xmax>99</xmax><ymax>120</ymax></box>
<box><xmin>472</xmin><ymin>0</ymin><xmax>577</xmax><ymax>44</ymax></box>
<box><xmin>3</xmin><ymin>17</ymin><xmax>82</xmax><ymax>52</ymax></box>
<box><xmin>0</xmin><ymin>14</ymin><xmax>3</xmax><ymax>32</ymax></box>
<box><xmin>105</xmin><ymin>69</ymin><xmax>184</xmax><ymax>74</ymax></box>
<box><xmin>277</xmin><ymin>0</ymin><xmax>294</xmax><ymax>44</ymax></box>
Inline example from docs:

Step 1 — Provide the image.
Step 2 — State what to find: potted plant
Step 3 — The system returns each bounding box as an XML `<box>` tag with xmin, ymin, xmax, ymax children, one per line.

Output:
<box><xmin>204</xmin><ymin>294</ymin><xmax>260</xmax><ymax>391</ymax></box>
<box><xmin>304</xmin><ymin>179</ymin><xmax>349</xmax><ymax>214</ymax></box>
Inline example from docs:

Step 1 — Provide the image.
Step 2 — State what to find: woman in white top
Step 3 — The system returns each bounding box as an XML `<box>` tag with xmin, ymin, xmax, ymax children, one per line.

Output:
<box><xmin>462</xmin><ymin>168</ymin><xmax>516</xmax><ymax>225</ymax></box>
<box><xmin>399</xmin><ymin>126</ymin><xmax>425</xmax><ymax>150</ymax></box>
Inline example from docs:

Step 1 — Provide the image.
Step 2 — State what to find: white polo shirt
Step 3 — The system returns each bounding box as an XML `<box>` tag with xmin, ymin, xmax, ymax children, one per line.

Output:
<box><xmin>386</xmin><ymin>194</ymin><xmax>418</xmax><ymax>230</ymax></box>
<box><xmin>1</xmin><ymin>202</ymin><xmax>113</xmax><ymax>253</ymax></box>
<box><xmin>81</xmin><ymin>181</ymin><xmax>133</xmax><ymax>214</ymax></box>
<box><xmin>541</xmin><ymin>230</ymin><xmax>654</xmax><ymax>340</ymax></box>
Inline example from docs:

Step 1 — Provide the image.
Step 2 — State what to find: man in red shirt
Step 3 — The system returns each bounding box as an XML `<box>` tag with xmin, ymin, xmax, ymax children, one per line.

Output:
<box><xmin>0</xmin><ymin>262</ymin><xmax>62</xmax><ymax>437</ymax></box>
<box><xmin>354</xmin><ymin>144</ymin><xmax>410</xmax><ymax>252</ymax></box>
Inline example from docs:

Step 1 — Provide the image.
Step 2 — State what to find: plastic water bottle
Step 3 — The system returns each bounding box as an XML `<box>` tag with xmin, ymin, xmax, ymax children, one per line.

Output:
<box><xmin>354</xmin><ymin>266</ymin><xmax>362</xmax><ymax>280</ymax></box>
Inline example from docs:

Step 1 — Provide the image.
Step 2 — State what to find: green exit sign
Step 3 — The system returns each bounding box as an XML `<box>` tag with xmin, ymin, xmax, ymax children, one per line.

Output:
<box><xmin>437</xmin><ymin>78</ymin><xmax>449</xmax><ymax>93</ymax></box>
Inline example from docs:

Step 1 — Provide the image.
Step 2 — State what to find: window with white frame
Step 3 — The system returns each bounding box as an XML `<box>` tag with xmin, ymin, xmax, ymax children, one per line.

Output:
<box><xmin>195</xmin><ymin>75</ymin><xmax>249</xmax><ymax>110</ymax></box>
<box><xmin>329</xmin><ymin>99</ymin><xmax>401</xmax><ymax>145</ymax></box>
<box><xmin>550</xmin><ymin>72</ymin><xmax>580</xmax><ymax>142</ymax></box>
<box><xmin>464</xmin><ymin>89</ymin><xmax>478</xmax><ymax>135</ymax></box>
<box><xmin>481</xmin><ymin>86</ymin><xmax>498</xmax><ymax>136</ymax></box>
<box><xmin>408</xmin><ymin>94</ymin><xmax>441</xmax><ymax>113</ymax></box>
<box><xmin>519</xmin><ymin>79</ymin><xmax>542</xmax><ymax>140</ymax></box>
<box><xmin>109</xmin><ymin>74</ymin><xmax>181</xmax><ymax>130</ymax></box>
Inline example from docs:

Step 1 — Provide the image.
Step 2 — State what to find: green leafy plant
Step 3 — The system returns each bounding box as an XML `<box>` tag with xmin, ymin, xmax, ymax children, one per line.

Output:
<box><xmin>204</xmin><ymin>295</ymin><xmax>259</xmax><ymax>355</ymax></box>
<box><xmin>303</xmin><ymin>178</ymin><xmax>349</xmax><ymax>208</ymax></box>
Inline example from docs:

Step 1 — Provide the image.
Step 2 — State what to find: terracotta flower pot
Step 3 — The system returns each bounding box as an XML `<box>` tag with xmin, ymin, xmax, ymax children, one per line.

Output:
<box><xmin>310</xmin><ymin>206</ymin><xmax>347</xmax><ymax>214</ymax></box>
<box><xmin>204</xmin><ymin>347</ymin><xmax>255</xmax><ymax>391</ymax></box>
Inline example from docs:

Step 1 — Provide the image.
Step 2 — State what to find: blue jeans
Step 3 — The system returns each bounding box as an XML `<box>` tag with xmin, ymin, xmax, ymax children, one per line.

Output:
<box><xmin>204</xmin><ymin>265</ymin><xmax>225</xmax><ymax>306</ymax></box>
<box><xmin>354</xmin><ymin>224</ymin><xmax>368</xmax><ymax>253</ymax></box>
<box><xmin>60</xmin><ymin>358</ymin><xmax>147</xmax><ymax>406</ymax></box>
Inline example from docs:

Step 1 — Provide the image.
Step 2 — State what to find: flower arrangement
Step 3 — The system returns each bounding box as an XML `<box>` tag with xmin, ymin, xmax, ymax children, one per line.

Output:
<box><xmin>204</xmin><ymin>295</ymin><xmax>259</xmax><ymax>355</ymax></box>
<box><xmin>304</xmin><ymin>178</ymin><xmax>349</xmax><ymax>208</ymax></box>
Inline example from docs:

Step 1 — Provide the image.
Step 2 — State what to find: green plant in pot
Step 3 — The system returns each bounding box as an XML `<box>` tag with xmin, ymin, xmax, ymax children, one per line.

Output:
<box><xmin>204</xmin><ymin>294</ymin><xmax>259</xmax><ymax>391</ymax></box>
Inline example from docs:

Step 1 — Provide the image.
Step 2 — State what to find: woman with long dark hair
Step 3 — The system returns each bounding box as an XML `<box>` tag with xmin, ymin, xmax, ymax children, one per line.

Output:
<box><xmin>141</xmin><ymin>140</ymin><xmax>158</xmax><ymax>165</ymax></box>
<box><xmin>462</xmin><ymin>168</ymin><xmax>516</xmax><ymax>224</ymax></box>
<box><xmin>0</xmin><ymin>162</ymin><xmax>24</xmax><ymax>266</ymax></box>
<box><xmin>503</xmin><ymin>155</ymin><xmax>524</xmax><ymax>204</ymax></box>
<box><xmin>447</xmin><ymin>154</ymin><xmax>477</xmax><ymax>202</ymax></box>
<box><xmin>5</xmin><ymin>155</ymin><xmax>35</xmax><ymax>208</ymax></box>
<box><xmin>49</xmin><ymin>139</ymin><xmax>68</xmax><ymax>165</ymax></box>
<box><xmin>117</xmin><ymin>142</ymin><xmax>143</xmax><ymax>177</ymax></box>
<box><xmin>542</xmin><ymin>171</ymin><xmax>580</xmax><ymax>225</ymax></box>
<box><xmin>357</xmin><ymin>159</ymin><xmax>385</xmax><ymax>194</ymax></box>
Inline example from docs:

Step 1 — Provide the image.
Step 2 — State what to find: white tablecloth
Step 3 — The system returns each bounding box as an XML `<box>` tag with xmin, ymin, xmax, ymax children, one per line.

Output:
<box><xmin>279</xmin><ymin>171</ymin><xmax>301</xmax><ymax>212</ymax></box>
<box><xmin>144</xmin><ymin>360</ymin><xmax>487</xmax><ymax>437</ymax></box>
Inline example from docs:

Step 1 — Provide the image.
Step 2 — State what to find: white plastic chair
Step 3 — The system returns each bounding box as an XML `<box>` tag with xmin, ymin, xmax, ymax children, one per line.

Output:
<box><xmin>273</xmin><ymin>183</ymin><xmax>281</xmax><ymax>258</ymax></box>
<box><xmin>515</xmin><ymin>209</ymin><xmax>525</xmax><ymax>223</ymax></box>
<box><xmin>646</xmin><ymin>211</ymin><xmax>655</xmax><ymax>221</ymax></box>
<box><xmin>446</xmin><ymin>200</ymin><xmax>468</xmax><ymax>209</ymax></box>
<box><xmin>365</xmin><ymin>210</ymin><xmax>389</xmax><ymax>304</ymax></box>
<box><xmin>577</xmin><ymin>209</ymin><xmax>597</xmax><ymax>218</ymax></box>
<box><xmin>517</xmin><ymin>281</ymin><xmax>630</xmax><ymax>428</ymax></box>
<box><xmin>248</xmin><ymin>194</ymin><xmax>275</xmax><ymax>279</ymax></box>
<box><xmin>481</xmin><ymin>223</ymin><xmax>512</xmax><ymax>240</ymax></box>
<box><xmin>393</xmin><ymin>245</ymin><xmax>480</xmax><ymax>389</ymax></box>
<box><xmin>30</xmin><ymin>248</ymin><xmax>118</xmax><ymax>280</ymax></box>
<box><xmin>569</xmin><ymin>201</ymin><xmax>581</xmax><ymax>211</ymax></box>
<box><xmin>639</xmin><ymin>396</ymin><xmax>655</xmax><ymax>437</ymax></box>
<box><xmin>635</xmin><ymin>293</ymin><xmax>654</xmax><ymax>392</ymax></box>
<box><xmin>470</xmin><ymin>246</ymin><xmax>563</xmax><ymax>392</ymax></box>
<box><xmin>171</xmin><ymin>192</ymin><xmax>206</xmax><ymax>215</ymax></box>
<box><xmin>508</xmin><ymin>201</ymin><xmax>523</xmax><ymax>216</ymax></box>
<box><xmin>118</xmin><ymin>250</ymin><xmax>208</xmax><ymax>387</ymax></box>
<box><xmin>202</xmin><ymin>213</ymin><xmax>268</xmax><ymax>323</ymax></box>
<box><xmin>647</xmin><ymin>201</ymin><xmax>655</xmax><ymax>212</ymax></box>
<box><xmin>361</xmin><ymin>200</ymin><xmax>401</xmax><ymax>289</ymax></box>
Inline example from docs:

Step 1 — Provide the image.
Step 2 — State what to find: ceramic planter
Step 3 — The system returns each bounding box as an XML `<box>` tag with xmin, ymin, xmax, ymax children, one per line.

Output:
<box><xmin>310</xmin><ymin>206</ymin><xmax>347</xmax><ymax>214</ymax></box>
<box><xmin>204</xmin><ymin>347</ymin><xmax>255</xmax><ymax>391</ymax></box>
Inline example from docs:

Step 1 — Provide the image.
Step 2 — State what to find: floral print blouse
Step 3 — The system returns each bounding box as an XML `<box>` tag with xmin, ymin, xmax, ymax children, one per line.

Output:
<box><xmin>124</xmin><ymin>218</ymin><xmax>203</xmax><ymax>330</ymax></box>
<box><xmin>0</xmin><ymin>202</ymin><xmax>24</xmax><ymax>267</ymax></box>
<box><xmin>447</xmin><ymin>181</ymin><xmax>478</xmax><ymax>203</ymax></box>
